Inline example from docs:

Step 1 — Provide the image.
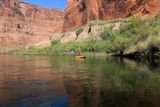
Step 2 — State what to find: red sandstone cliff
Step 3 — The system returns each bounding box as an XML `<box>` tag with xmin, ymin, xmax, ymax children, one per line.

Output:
<box><xmin>63</xmin><ymin>0</ymin><xmax>160</xmax><ymax>32</ymax></box>
<box><xmin>1</xmin><ymin>0</ymin><xmax>160</xmax><ymax>52</ymax></box>
<box><xmin>0</xmin><ymin>0</ymin><xmax>64</xmax><ymax>52</ymax></box>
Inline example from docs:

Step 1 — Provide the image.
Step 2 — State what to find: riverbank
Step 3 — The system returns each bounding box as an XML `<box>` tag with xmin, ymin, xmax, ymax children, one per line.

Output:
<box><xmin>10</xmin><ymin>16</ymin><xmax>160</xmax><ymax>59</ymax></box>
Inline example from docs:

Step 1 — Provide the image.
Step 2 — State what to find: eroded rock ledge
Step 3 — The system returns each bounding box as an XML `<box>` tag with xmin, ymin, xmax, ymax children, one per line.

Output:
<box><xmin>113</xmin><ymin>44</ymin><xmax>160</xmax><ymax>60</ymax></box>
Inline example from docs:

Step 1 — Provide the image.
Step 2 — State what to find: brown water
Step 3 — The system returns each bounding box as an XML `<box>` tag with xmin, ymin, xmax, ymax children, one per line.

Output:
<box><xmin>0</xmin><ymin>55</ymin><xmax>160</xmax><ymax>107</ymax></box>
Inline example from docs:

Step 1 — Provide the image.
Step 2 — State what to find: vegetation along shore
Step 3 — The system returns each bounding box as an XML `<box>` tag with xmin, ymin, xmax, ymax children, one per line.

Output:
<box><xmin>11</xmin><ymin>16</ymin><xmax>160</xmax><ymax>59</ymax></box>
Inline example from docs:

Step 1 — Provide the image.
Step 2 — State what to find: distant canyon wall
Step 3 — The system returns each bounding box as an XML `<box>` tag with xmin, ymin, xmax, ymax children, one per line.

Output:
<box><xmin>63</xmin><ymin>0</ymin><xmax>160</xmax><ymax>32</ymax></box>
<box><xmin>0</xmin><ymin>0</ymin><xmax>64</xmax><ymax>52</ymax></box>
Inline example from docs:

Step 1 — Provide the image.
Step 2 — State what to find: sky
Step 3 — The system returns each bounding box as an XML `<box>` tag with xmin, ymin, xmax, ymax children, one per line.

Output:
<box><xmin>22</xmin><ymin>0</ymin><xmax>67</xmax><ymax>10</ymax></box>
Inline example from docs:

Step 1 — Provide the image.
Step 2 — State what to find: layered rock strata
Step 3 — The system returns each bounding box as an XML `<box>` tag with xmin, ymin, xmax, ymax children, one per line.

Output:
<box><xmin>63</xmin><ymin>0</ymin><xmax>160</xmax><ymax>31</ymax></box>
<box><xmin>0</xmin><ymin>0</ymin><xmax>64</xmax><ymax>52</ymax></box>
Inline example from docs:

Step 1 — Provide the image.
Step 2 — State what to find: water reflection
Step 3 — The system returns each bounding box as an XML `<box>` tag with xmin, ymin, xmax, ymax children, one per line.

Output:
<box><xmin>0</xmin><ymin>55</ymin><xmax>159</xmax><ymax>107</ymax></box>
<box><xmin>0</xmin><ymin>55</ymin><xmax>68</xmax><ymax>107</ymax></box>
<box><xmin>65</xmin><ymin>80</ymin><xmax>160</xmax><ymax>107</ymax></box>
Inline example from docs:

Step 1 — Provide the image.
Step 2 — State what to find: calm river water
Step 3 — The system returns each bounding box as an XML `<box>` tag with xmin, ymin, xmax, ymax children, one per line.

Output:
<box><xmin>0</xmin><ymin>55</ymin><xmax>159</xmax><ymax>107</ymax></box>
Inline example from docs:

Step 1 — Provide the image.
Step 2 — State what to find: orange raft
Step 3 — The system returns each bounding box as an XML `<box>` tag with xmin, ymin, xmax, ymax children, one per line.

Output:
<box><xmin>75</xmin><ymin>54</ymin><xmax>85</xmax><ymax>60</ymax></box>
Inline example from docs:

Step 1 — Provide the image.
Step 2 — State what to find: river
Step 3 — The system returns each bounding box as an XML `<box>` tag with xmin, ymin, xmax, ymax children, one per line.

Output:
<box><xmin>0</xmin><ymin>55</ymin><xmax>159</xmax><ymax>107</ymax></box>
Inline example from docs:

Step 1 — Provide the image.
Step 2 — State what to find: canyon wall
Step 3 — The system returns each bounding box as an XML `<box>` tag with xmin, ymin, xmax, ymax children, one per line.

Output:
<box><xmin>63</xmin><ymin>0</ymin><xmax>160</xmax><ymax>32</ymax></box>
<box><xmin>1</xmin><ymin>0</ymin><xmax>160</xmax><ymax>52</ymax></box>
<box><xmin>0</xmin><ymin>0</ymin><xmax>64</xmax><ymax>52</ymax></box>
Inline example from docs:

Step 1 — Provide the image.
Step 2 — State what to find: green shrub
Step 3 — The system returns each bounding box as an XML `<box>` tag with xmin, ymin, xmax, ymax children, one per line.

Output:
<box><xmin>51</xmin><ymin>39</ymin><xmax>60</xmax><ymax>45</ymax></box>
<box><xmin>76</xmin><ymin>27</ymin><xmax>84</xmax><ymax>36</ymax></box>
<box><xmin>128</xmin><ymin>17</ymin><xmax>145</xmax><ymax>28</ymax></box>
<box><xmin>100</xmin><ymin>27</ymin><xmax>118</xmax><ymax>40</ymax></box>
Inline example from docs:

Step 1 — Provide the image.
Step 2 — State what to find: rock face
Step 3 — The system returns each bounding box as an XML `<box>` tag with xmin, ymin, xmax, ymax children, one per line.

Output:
<box><xmin>0</xmin><ymin>0</ymin><xmax>64</xmax><ymax>52</ymax></box>
<box><xmin>0</xmin><ymin>0</ymin><xmax>19</xmax><ymax>8</ymax></box>
<box><xmin>63</xmin><ymin>0</ymin><xmax>160</xmax><ymax>32</ymax></box>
